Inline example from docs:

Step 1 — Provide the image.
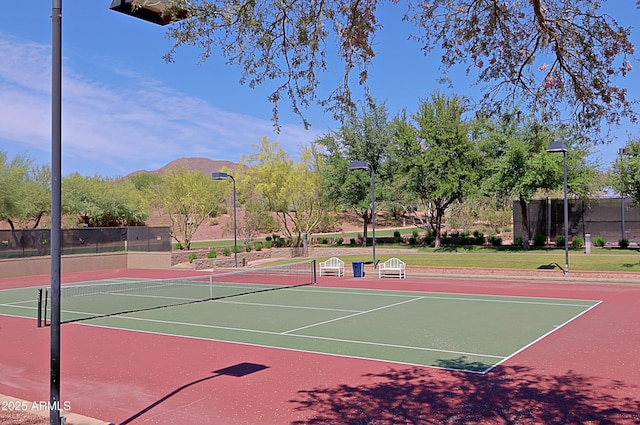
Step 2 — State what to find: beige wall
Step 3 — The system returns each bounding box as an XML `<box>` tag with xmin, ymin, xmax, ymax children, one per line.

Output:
<box><xmin>0</xmin><ymin>252</ymin><xmax>171</xmax><ymax>279</ymax></box>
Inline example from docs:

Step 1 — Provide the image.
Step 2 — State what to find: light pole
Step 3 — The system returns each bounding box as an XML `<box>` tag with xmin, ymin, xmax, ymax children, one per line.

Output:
<box><xmin>212</xmin><ymin>172</ymin><xmax>237</xmax><ymax>267</ymax></box>
<box><xmin>350</xmin><ymin>161</ymin><xmax>376</xmax><ymax>268</ymax></box>
<box><xmin>49</xmin><ymin>2</ymin><xmax>185</xmax><ymax>424</ymax></box>
<box><xmin>618</xmin><ymin>148</ymin><xmax>630</xmax><ymax>243</ymax></box>
<box><xmin>547</xmin><ymin>142</ymin><xmax>569</xmax><ymax>276</ymax></box>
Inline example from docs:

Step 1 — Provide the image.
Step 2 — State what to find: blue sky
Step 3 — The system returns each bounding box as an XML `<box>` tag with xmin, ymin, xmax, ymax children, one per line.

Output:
<box><xmin>0</xmin><ymin>1</ymin><xmax>638</xmax><ymax>177</ymax></box>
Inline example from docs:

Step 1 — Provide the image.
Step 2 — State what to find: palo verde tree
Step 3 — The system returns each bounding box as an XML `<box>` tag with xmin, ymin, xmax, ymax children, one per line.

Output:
<box><xmin>391</xmin><ymin>93</ymin><xmax>480</xmax><ymax>248</ymax></box>
<box><xmin>148</xmin><ymin>167</ymin><xmax>227</xmax><ymax>250</ymax></box>
<box><xmin>63</xmin><ymin>174</ymin><xmax>149</xmax><ymax>228</ymax></box>
<box><xmin>476</xmin><ymin>113</ymin><xmax>597</xmax><ymax>249</ymax></box>
<box><xmin>609</xmin><ymin>138</ymin><xmax>640</xmax><ymax>206</ymax></box>
<box><xmin>316</xmin><ymin>99</ymin><xmax>393</xmax><ymax>246</ymax></box>
<box><xmin>0</xmin><ymin>151</ymin><xmax>50</xmax><ymax>230</ymax></box>
<box><xmin>159</xmin><ymin>0</ymin><xmax>636</xmax><ymax>143</ymax></box>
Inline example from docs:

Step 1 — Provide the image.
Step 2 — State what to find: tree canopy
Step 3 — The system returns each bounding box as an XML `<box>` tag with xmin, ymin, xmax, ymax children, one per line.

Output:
<box><xmin>162</xmin><ymin>0</ymin><xmax>637</xmax><ymax>142</ymax></box>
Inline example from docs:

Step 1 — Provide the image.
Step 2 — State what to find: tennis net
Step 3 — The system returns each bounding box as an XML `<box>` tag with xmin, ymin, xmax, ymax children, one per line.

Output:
<box><xmin>39</xmin><ymin>259</ymin><xmax>316</xmax><ymax>325</ymax></box>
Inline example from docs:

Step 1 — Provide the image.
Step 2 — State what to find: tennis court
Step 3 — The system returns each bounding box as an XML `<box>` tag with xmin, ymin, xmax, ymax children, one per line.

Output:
<box><xmin>0</xmin><ymin>261</ymin><xmax>600</xmax><ymax>374</ymax></box>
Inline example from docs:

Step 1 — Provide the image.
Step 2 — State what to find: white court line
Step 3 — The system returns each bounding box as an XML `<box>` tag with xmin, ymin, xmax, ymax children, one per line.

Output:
<box><xmin>282</xmin><ymin>297</ymin><xmax>425</xmax><ymax>334</ymax></box>
<box><xmin>109</xmin><ymin>314</ymin><xmax>505</xmax><ymax>360</ymax></box>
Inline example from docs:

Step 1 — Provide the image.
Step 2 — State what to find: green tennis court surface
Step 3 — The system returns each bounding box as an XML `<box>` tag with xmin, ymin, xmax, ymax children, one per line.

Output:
<box><xmin>0</xmin><ymin>278</ymin><xmax>600</xmax><ymax>373</ymax></box>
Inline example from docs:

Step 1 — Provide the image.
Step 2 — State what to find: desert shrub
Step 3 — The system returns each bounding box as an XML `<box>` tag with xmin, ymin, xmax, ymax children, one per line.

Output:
<box><xmin>245</xmin><ymin>245</ymin><xmax>252</xmax><ymax>252</ymax></box>
<box><xmin>555</xmin><ymin>236</ymin><xmax>566</xmax><ymax>247</ymax></box>
<box><xmin>393</xmin><ymin>230</ymin><xmax>402</xmax><ymax>243</ymax></box>
<box><xmin>222</xmin><ymin>247</ymin><xmax>232</xmax><ymax>256</ymax></box>
<box><xmin>593</xmin><ymin>236</ymin><xmax>606</xmax><ymax>247</ymax></box>
<box><xmin>265</xmin><ymin>240</ymin><xmax>273</xmax><ymax>249</ymax></box>
<box><xmin>533</xmin><ymin>234</ymin><xmax>546</xmax><ymax>247</ymax></box>
<box><xmin>412</xmin><ymin>229</ymin><xmax>420</xmax><ymax>238</ymax></box>
<box><xmin>335</xmin><ymin>237</ymin><xmax>344</xmax><ymax>245</ymax></box>
<box><xmin>207</xmin><ymin>250</ymin><xmax>217</xmax><ymax>258</ymax></box>
<box><xmin>424</xmin><ymin>230</ymin><xmax>435</xmax><ymax>246</ymax></box>
<box><xmin>188</xmin><ymin>253</ymin><xmax>198</xmax><ymax>263</ymax></box>
<box><xmin>265</xmin><ymin>235</ymin><xmax>272</xmax><ymax>242</ymax></box>
<box><xmin>255</xmin><ymin>242</ymin><xmax>263</xmax><ymax>251</ymax></box>
<box><xmin>619</xmin><ymin>238</ymin><xmax>630</xmax><ymax>249</ymax></box>
<box><xmin>488</xmin><ymin>235</ymin><xmax>503</xmax><ymax>246</ymax></box>
<box><xmin>571</xmin><ymin>236</ymin><xmax>584</xmax><ymax>249</ymax></box>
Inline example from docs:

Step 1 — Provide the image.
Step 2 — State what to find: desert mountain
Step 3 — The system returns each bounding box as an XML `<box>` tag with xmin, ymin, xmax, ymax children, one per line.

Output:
<box><xmin>128</xmin><ymin>157</ymin><xmax>239</xmax><ymax>177</ymax></box>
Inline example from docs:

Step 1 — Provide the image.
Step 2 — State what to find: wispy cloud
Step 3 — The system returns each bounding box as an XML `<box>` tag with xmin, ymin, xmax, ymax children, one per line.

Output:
<box><xmin>0</xmin><ymin>35</ymin><xmax>324</xmax><ymax>177</ymax></box>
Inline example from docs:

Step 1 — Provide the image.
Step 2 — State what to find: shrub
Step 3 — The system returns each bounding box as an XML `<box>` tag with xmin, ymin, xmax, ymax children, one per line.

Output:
<box><xmin>571</xmin><ymin>236</ymin><xmax>584</xmax><ymax>249</ymax></box>
<box><xmin>488</xmin><ymin>235</ymin><xmax>503</xmax><ymax>246</ymax></box>
<box><xmin>265</xmin><ymin>240</ymin><xmax>273</xmax><ymax>249</ymax></box>
<box><xmin>321</xmin><ymin>238</ymin><xmax>329</xmax><ymax>244</ymax></box>
<box><xmin>349</xmin><ymin>238</ymin><xmax>357</xmax><ymax>246</ymax></box>
<box><xmin>412</xmin><ymin>229</ymin><xmax>419</xmax><ymax>239</ymax></box>
<box><xmin>265</xmin><ymin>235</ymin><xmax>272</xmax><ymax>242</ymax></box>
<box><xmin>409</xmin><ymin>236</ymin><xmax>417</xmax><ymax>245</ymax></box>
<box><xmin>188</xmin><ymin>253</ymin><xmax>198</xmax><ymax>263</ymax></box>
<box><xmin>619</xmin><ymin>238</ymin><xmax>630</xmax><ymax>249</ymax></box>
<box><xmin>335</xmin><ymin>237</ymin><xmax>344</xmax><ymax>245</ymax></box>
<box><xmin>593</xmin><ymin>236</ymin><xmax>606</xmax><ymax>247</ymax></box>
<box><xmin>504</xmin><ymin>226</ymin><xmax>512</xmax><ymax>233</ymax></box>
<box><xmin>207</xmin><ymin>250</ymin><xmax>217</xmax><ymax>259</ymax></box>
<box><xmin>555</xmin><ymin>236</ymin><xmax>566</xmax><ymax>247</ymax></box>
<box><xmin>393</xmin><ymin>230</ymin><xmax>402</xmax><ymax>243</ymax></box>
<box><xmin>255</xmin><ymin>242</ymin><xmax>263</xmax><ymax>251</ymax></box>
<box><xmin>424</xmin><ymin>230</ymin><xmax>435</xmax><ymax>246</ymax></box>
<box><xmin>533</xmin><ymin>234</ymin><xmax>546</xmax><ymax>247</ymax></box>
<box><xmin>222</xmin><ymin>247</ymin><xmax>232</xmax><ymax>256</ymax></box>
<box><xmin>514</xmin><ymin>236</ymin><xmax>523</xmax><ymax>247</ymax></box>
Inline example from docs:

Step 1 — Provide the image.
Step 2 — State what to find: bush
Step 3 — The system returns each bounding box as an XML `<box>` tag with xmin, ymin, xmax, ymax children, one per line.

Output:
<box><xmin>321</xmin><ymin>238</ymin><xmax>329</xmax><ymax>244</ymax></box>
<box><xmin>265</xmin><ymin>236</ymin><xmax>272</xmax><ymax>242</ymax></box>
<box><xmin>619</xmin><ymin>238</ymin><xmax>630</xmax><ymax>249</ymax></box>
<box><xmin>265</xmin><ymin>240</ymin><xmax>273</xmax><ymax>249</ymax></box>
<box><xmin>255</xmin><ymin>242</ymin><xmax>263</xmax><ymax>251</ymax></box>
<box><xmin>393</xmin><ymin>230</ymin><xmax>402</xmax><ymax>243</ymax></box>
<box><xmin>555</xmin><ymin>236</ymin><xmax>566</xmax><ymax>247</ymax></box>
<box><xmin>245</xmin><ymin>245</ymin><xmax>252</xmax><ymax>252</ymax></box>
<box><xmin>335</xmin><ymin>237</ymin><xmax>344</xmax><ymax>245</ymax></box>
<box><xmin>412</xmin><ymin>229</ymin><xmax>420</xmax><ymax>239</ymax></box>
<box><xmin>571</xmin><ymin>236</ymin><xmax>584</xmax><ymax>249</ymax></box>
<box><xmin>424</xmin><ymin>230</ymin><xmax>435</xmax><ymax>246</ymax></box>
<box><xmin>488</xmin><ymin>235</ymin><xmax>503</xmax><ymax>246</ymax></box>
<box><xmin>207</xmin><ymin>250</ymin><xmax>217</xmax><ymax>259</ymax></box>
<box><xmin>188</xmin><ymin>253</ymin><xmax>198</xmax><ymax>263</ymax></box>
<box><xmin>349</xmin><ymin>238</ymin><xmax>357</xmax><ymax>246</ymax></box>
<box><xmin>222</xmin><ymin>247</ymin><xmax>232</xmax><ymax>256</ymax></box>
<box><xmin>593</xmin><ymin>236</ymin><xmax>606</xmax><ymax>247</ymax></box>
<box><xmin>409</xmin><ymin>237</ymin><xmax>417</xmax><ymax>245</ymax></box>
<box><xmin>533</xmin><ymin>234</ymin><xmax>546</xmax><ymax>247</ymax></box>
<box><xmin>514</xmin><ymin>236</ymin><xmax>523</xmax><ymax>247</ymax></box>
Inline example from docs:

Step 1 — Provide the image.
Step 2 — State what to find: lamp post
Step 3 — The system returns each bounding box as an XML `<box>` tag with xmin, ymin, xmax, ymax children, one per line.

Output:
<box><xmin>49</xmin><ymin>2</ymin><xmax>185</xmax><ymax>424</ymax></box>
<box><xmin>349</xmin><ymin>161</ymin><xmax>376</xmax><ymax>268</ymax></box>
<box><xmin>212</xmin><ymin>172</ymin><xmax>237</xmax><ymax>268</ymax></box>
<box><xmin>547</xmin><ymin>142</ymin><xmax>569</xmax><ymax>276</ymax></box>
<box><xmin>618</xmin><ymin>148</ymin><xmax>630</xmax><ymax>243</ymax></box>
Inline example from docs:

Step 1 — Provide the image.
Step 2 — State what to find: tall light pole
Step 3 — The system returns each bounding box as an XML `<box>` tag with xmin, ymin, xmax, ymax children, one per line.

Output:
<box><xmin>618</xmin><ymin>148</ymin><xmax>630</xmax><ymax>243</ymax></box>
<box><xmin>350</xmin><ymin>161</ymin><xmax>376</xmax><ymax>268</ymax></box>
<box><xmin>212</xmin><ymin>172</ymin><xmax>237</xmax><ymax>267</ymax></box>
<box><xmin>49</xmin><ymin>2</ymin><xmax>185</xmax><ymax>424</ymax></box>
<box><xmin>547</xmin><ymin>142</ymin><xmax>569</xmax><ymax>276</ymax></box>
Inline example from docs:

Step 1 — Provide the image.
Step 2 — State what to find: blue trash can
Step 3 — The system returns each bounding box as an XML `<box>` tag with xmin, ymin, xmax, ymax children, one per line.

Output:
<box><xmin>352</xmin><ymin>261</ymin><xmax>364</xmax><ymax>277</ymax></box>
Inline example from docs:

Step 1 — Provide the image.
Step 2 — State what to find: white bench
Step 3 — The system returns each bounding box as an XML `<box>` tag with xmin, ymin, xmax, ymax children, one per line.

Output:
<box><xmin>379</xmin><ymin>258</ymin><xmax>405</xmax><ymax>278</ymax></box>
<box><xmin>319</xmin><ymin>257</ymin><xmax>344</xmax><ymax>276</ymax></box>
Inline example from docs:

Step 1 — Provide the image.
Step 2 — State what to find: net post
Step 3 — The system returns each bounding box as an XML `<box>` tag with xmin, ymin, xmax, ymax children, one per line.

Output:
<box><xmin>209</xmin><ymin>275</ymin><xmax>213</xmax><ymax>298</ymax></box>
<box><xmin>44</xmin><ymin>288</ymin><xmax>49</xmax><ymax>327</ymax></box>
<box><xmin>313</xmin><ymin>259</ymin><xmax>317</xmax><ymax>284</ymax></box>
<box><xmin>37</xmin><ymin>288</ymin><xmax>43</xmax><ymax>328</ymax></box>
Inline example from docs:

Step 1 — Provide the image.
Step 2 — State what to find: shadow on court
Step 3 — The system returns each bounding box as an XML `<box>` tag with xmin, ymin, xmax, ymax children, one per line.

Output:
<box><xmin>120</xmin><ymin>362</ymin><xmax>268</xmax><ymax>425</ymax></box>
<box><xmin>290</xmin><ymin>365</ymin><xmax>640</xmax><ymax>424</ymax></box>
